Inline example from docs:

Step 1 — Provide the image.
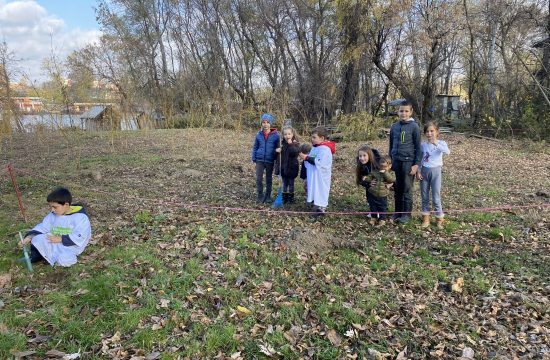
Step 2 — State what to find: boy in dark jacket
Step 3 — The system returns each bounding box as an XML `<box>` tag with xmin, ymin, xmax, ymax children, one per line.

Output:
<box><xmin>252</xmin><ymin>113</ymin><xmax>280</xmax><ymax>203</ymax></box>
<box><xmin>389</xmin><ymin>100</ymin><xmax>422</xmax><ymax>223</ymax></box>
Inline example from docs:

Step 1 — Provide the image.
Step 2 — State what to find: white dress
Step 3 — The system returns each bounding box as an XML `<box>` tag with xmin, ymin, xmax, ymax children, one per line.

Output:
<box><xmin>304</xmin><ymin>144</ymin><xmax>333</xmax><ymax>207</ymax></box>
<box><xmin>30</xmin><ymin>206</ymin><xmax>91</xmax><ymax>267</ymax></box>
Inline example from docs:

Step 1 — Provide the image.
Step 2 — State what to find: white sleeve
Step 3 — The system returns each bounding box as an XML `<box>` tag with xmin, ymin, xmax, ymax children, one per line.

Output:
<box><xmin>31</xmin><ymin>213</ymin><xmax>54</xmax><ymax>235</ymax></box>
<box><xmin>314</xmin><ymin>146</ymin><xmax>333</xmax><ymax>171</ymax></box>
<box><xmin>437</xmin><ymin>140</ymin><xmax>450</xmax><ymax>155</ymax></box>
<box><xmin>67</xmin><ymin>214</ymin><xmax>92</xmax><ymax>247</ymax></box>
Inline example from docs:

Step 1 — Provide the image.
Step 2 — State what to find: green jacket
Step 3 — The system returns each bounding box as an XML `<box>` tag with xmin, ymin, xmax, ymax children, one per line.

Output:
<box><xmin>363</xmin><ymin>170</ymin><xmax>396</xmax><ymax>198</ymax></box>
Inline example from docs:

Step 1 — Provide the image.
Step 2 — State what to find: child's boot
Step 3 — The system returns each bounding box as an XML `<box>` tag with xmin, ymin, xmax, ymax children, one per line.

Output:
<box><xmin>369</xmin><ymin>217</ymin><xmax>377</xmax><ymax>226</ymax></box>
<box><xmin>282</xmin><ymin>192</ymin><xmax>289</xmax><ymax>204</ymax></box>
<box><xmin>421</xmin><ymin>214</ymin><xmax>430</xmax><ymax>228</ymax></box>
<box><xmin>436</xmin><ymin>217</ymin><xmax>444</xmax><ymax>229</ymax></box>
<box><xmin>377</xmin><ymin>219</ymin><xmax>386</xmax><ymax>227</ymax></box>
<box><xmin>288</xmin><ymin>192</ymin><xmax>295</xmax><ymax>204</ymax></box>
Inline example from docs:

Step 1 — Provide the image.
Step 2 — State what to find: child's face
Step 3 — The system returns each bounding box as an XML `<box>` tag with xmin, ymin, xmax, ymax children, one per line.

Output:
<box><xmin>261</xmin><ymin>120</ymin><xmax>271</xmax><ymax>131</ymax></box>
<box><xmin>311</xmin><ymin>133</ymin><xmax>324</xmax><ymax>145</ymax></box>
<box><xmin>398</xmin><ymin>105</ymin><xmax>413</xmax><ymax>120</ymax></box>
<box><xmin>358</xmin><ymin>150</ymin><xmax>369</xmax><ymax>164</ymax></box>
<box><xmin>425</xmin><ymin>125</ymin><xmax>439</xmax><ymax>141</ymax></box>
<box><xmin>380</xmin><ymin>161</ymin><xmax>391</xmax><ymax>170</ymax></box>
<box><xmin>283</xmin><ymin>129</ymin><xmax>293</xmax><ymax>143</ymax></box>
<box><xmin>50</xmin><ymin>202</ymin><xmax>70</xmax><ymax>216</ymax></box>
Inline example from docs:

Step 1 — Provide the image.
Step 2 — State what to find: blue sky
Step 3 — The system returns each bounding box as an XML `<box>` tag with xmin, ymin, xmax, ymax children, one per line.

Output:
<box><xmin>0</xmin><ymin>0</ymin><xmax>101</xmax><ymax>82</ymax></box>
<box><xmin>35</xmin><ymin>0</ymin><xmax>99</xmax><ymax>30</ymax></box>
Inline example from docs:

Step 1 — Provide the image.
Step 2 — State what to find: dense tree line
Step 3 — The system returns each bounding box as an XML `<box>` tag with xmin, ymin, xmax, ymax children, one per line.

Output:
<box><xmin>64</xmin><ymin>0</ymin><xmax>549</xmax><ymax>139</ymax></box>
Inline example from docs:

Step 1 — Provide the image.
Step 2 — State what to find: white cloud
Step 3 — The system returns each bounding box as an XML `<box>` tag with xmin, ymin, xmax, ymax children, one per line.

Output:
<box><xmin>0</xmin><ymin>0</ymin><xmax>101</xmax><ymax>83</ymax></box>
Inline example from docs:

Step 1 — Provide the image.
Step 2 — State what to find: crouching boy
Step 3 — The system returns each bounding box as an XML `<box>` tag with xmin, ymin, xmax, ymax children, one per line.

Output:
<box><xmin>21</xmin><ymin>187</ymin><xmax>91</xmax><ymax>267</ymax></box>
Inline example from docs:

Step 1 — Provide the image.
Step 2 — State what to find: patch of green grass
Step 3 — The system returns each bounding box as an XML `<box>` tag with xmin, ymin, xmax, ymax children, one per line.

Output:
<box><xmin>203</xmin><ymin>323</ymin><xmax>238</xmax><ymax>355</ymax></box>
<box><xmin>485</xmin><ymin>226</ymin><xmax>515</xmax><ymax>240</ymax></box>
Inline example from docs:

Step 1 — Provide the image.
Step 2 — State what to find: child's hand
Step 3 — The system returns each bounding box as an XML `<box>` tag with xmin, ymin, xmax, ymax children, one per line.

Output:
<box><xmin>47</xmin><ymin>235</ymin><xmax>62</xmax><ymax>243</ymax></box>
<box><xmin>275</xmin><ymin>148</ymin><xmax>281</xmax><ymax>153</ymax></box>
<box><xmin>416</xmin><ymin>172</ymin><xmax>423</xmax><ymax>181</ymax></box>
<box><xmin>19</xmin><ymin>236</ymin><xmax>31</xmax><ymax>247</ymax></box>
<box><xmin>298</xmin><ymin>152</ymin><xmax>306</xmax><ymax>160</ymax></box>
<box><xmin>409</xmin><ymin>165</ymin><xmax>419</xmax><ymax>176</ymax></box>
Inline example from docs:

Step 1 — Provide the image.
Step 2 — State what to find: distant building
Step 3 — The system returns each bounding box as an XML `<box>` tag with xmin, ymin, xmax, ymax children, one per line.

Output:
<box><xmin>80</xmin><ymin>105</ymin><xmax>121</xmax><ymax>131</ymax></box>
<box><xmin>435</xmin><ymin>94</ymin><xmax>460</xmax><ymax>120</ymax></box>
<box><xmin>12</xmin><ymin>97</ymin><xmax>43</xmax><ymax>113</ymax></box>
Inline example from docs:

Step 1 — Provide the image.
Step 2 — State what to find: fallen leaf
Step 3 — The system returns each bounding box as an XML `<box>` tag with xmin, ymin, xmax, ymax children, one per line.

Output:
<box><xmin>10</xmin><ymin>350</ymin><xmax>36</xmax><ymax>358</ymax></box>
<box><xmin>145</xmin><ymin>351</ymin><xmax>161</xmax><ymax>360</ymax></box>
<box><xmin>452</xmin><ymin>277</ymin><xmax>464</xmax><ymax>293</ymax></box>
<box><xmin>45</xmin><ymin>349</ymin><xmax>67</xmax><ymax>358</ymax></box>
<box><xmin>396</xmin><ymin>346</ymin><xmax>407</xmax><ymax>360</ymax></box>
<box><xmin>236</xmin><ymin>305</ymin><xmax>252</xmax><ymax>316</ymax></box>
<box><xmin>366</xmin><ymin>348</ymin><xmax>383</xmax><ymax>360</ymax></box>
<box><xmin>472</xmin><ymin>244</ymin><xmax>481</xmax><ymax>256</ymax></box>
<box><xmin>62</xmin><ymin>353</ymin><xmax>81</xmax><ymax>360</ymax></box>
<box><xmin>159</xmin><ymin>299</ymin><xmax>170</xmax><ymax>308</ymax></box>
<box><xmin>461</xmin><ymin>347</ymin><xmax>475</xmax><ymax>359</ymax></box>
<box><xmin>326</xmin><ymin>329</ymin><xmax>342</xmax><ymax>346</ymax></box>
<box><xmin>28</xmin><ymin>334</ymin><xmax>50</xmax><ymax>344</ymax></box>
<box><xmin>259</xmin><ymin>343</ymin><xmax>276</xmax><ymax>357</ymax></box>
<box><xmin>0</xmin><ymin>273</ymin><xmax>12</xmax><ymax>289</ymax></box>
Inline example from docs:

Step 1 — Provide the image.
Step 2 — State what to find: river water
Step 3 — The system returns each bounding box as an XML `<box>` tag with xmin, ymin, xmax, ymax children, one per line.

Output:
<box><xmin>16</xmin><ymin>114</ymin><xmax>138</xmax><ymax>132</ymax></box>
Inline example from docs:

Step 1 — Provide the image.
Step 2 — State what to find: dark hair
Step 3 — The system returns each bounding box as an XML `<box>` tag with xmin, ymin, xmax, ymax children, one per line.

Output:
<box><xmin>311</xmin><ymin>127</ymin><xmax>329</xmax><ymax>139</ymax></box>
<box><xmin>356</xmin><ymin>145</ymin><xmax>379</xmax><ymax>185</ymax></box>
<box><xmin>47</xmin><ymin>187</ymin><xmax>72</xmax><ymax>205</ymax></box>
<box><xmin>378</xmin><ymin>155</ymin><xmax>392</xmax><ymax>168</ymax></box>
<box><xmin>423</xmin><ymin>121</ymin><xmax>439</xmax><ymax>133</ymax></box>
<box><xmin>399</xmin><ymin>100</ymin><xmax>414</xmax><ymax>111</ymax></box>
<box><xmin>300</xmin><ymin>143</ymin><xmax>312</xmax><ymax>154</ymax></box>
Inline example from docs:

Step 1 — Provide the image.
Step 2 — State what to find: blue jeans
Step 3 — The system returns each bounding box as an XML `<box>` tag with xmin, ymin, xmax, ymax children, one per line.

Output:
<box><xmin>420</xmin><ymin>166</ymin><xmax>444</xmax><ymax>217</ymax></box>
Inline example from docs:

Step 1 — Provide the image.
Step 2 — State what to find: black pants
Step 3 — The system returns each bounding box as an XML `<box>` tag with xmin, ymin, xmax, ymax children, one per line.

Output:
<box><xmin>367</xmin><ymin>192</ymin><xmax>389</xmax><ymax>219</ymax></box>
<box><xmin>282</xmin><ymin>177</ymin><xmax>295</xmax><ymax>193</ymax></box>
<box><xmin>29</xmin><ymin>244</ymin><xmax>46</xmax><ymax>263</ymax></box>
<box><xmin>393</xmin><ymin>160</ymin><xmax>415</xmax><ymax>217</ymax></box>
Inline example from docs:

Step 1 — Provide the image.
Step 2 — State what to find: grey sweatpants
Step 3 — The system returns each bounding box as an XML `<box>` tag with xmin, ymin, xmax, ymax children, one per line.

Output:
<box><xmin>420</xmin><ymin>166</ymin><xmax>444</xmax><ymax>217</ymax></box>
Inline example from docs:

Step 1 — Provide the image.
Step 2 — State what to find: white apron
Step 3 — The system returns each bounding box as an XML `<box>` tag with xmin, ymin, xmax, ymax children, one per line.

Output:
<box><xmin>304</xmin><ymin>145</ymin><xmax>333</xmax><ymax>207</ymax></box>
<box><xmin>30</xmin><ymin>206</ymin><xmax>91</xmax><ymax>267</ymax></box>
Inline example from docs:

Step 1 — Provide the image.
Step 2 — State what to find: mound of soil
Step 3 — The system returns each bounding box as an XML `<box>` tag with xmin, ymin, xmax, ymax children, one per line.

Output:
<box><xmin>286</xmin><ymin>226</ymin><xmax>336</xmax><ymax>253</ymax></box>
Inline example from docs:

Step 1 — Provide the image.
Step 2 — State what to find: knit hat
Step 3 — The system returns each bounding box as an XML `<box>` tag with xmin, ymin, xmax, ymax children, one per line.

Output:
<box><xmin>260</xmin><ymin>113</ymin><xmax>274</xmax><ymax>125</ymax></box>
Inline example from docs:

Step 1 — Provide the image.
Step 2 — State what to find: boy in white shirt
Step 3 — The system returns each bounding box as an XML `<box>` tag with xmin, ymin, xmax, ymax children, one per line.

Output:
<box><xmin>21</xmin><ymin>187</ymin><xmax>91</xmax><ymax>267</ymax></box>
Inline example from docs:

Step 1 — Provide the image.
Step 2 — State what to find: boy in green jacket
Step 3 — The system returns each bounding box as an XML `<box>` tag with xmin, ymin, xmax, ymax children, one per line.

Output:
<box><xmin>362</xmin><ymin>156</ymin><xmax>396</xmax><ymax>226</ymax></box>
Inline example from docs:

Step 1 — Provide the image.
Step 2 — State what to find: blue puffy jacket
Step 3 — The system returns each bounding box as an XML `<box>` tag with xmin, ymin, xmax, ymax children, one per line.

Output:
<box><xmin>252</xmin><ymin>129</ymin><xmax>280</xmax><ymax>163</ymax></box>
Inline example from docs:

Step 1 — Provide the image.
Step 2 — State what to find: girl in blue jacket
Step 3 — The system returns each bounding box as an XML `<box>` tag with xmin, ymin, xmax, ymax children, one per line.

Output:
<box><xmin>251</xmin><ymin>113</ymin><xmax>280</xmax><ymax>203</ymax></box>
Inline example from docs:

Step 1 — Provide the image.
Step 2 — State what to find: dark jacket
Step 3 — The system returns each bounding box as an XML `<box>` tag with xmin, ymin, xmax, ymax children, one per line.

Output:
<box><xmin>389</xmin><ymin>119</ymin><xmax>422</xmax><ymax>165</ymax></box>
<box><xmin>358</xmin><ymin>163</ymin><xmax>375</xmax><ymax>188</ymax></box>
<box><xmin>252</xmin><ymin>129</ymin><xmax>280</xmax><ymax>164</ymax></box>
<box><xmin>279</xmin><ymin>141</ymin><xmax>300</xmax><ymax>178</ymax></box>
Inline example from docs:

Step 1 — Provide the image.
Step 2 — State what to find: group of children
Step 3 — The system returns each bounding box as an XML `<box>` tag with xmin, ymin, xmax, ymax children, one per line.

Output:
<box><xmin>20</xmin><ymin>100</ymin><xmax>447</xmax><ymax>269</ymax></box>
<box><xmin>253</xmin><ymin>100</ymin><xmax>450</xmax><ymax>227</ymax></box>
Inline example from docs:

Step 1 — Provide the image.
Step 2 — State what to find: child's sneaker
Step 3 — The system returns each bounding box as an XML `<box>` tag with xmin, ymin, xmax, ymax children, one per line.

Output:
<box><xmin>369</xmin><ymin>218</ymin><xmax>377</xmax><ymax>226</ymax></box>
